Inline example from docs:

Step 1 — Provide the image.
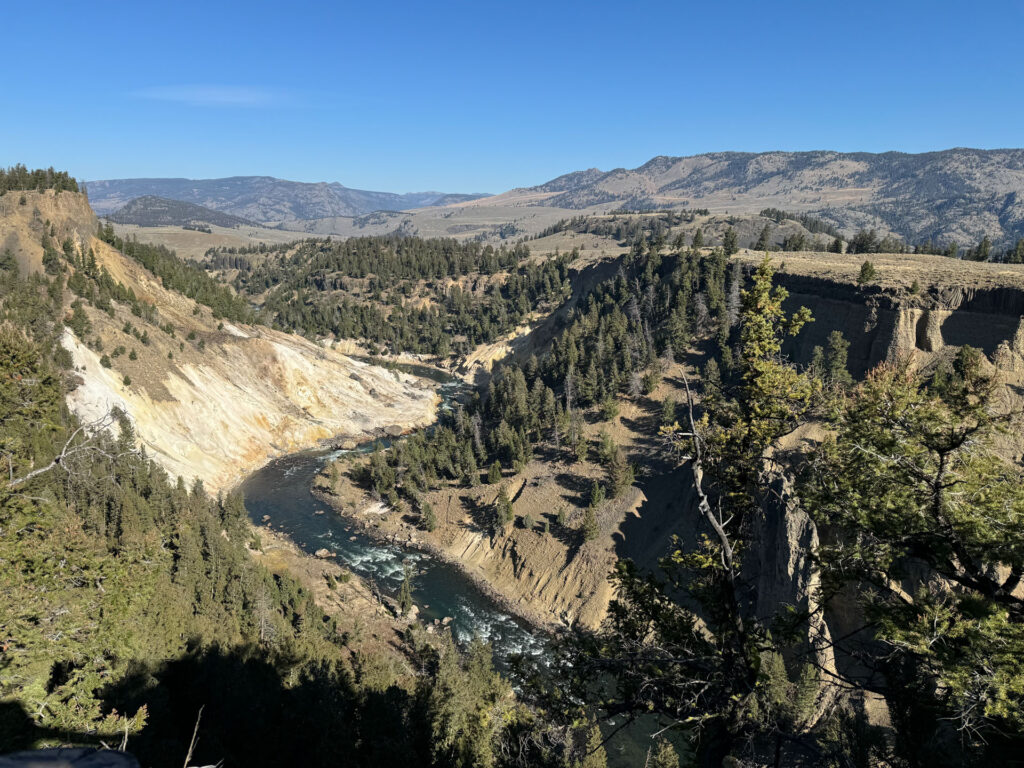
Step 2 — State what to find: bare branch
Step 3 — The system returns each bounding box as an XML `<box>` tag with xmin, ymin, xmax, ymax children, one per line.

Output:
<box><xmin>6</xmin><ymin>412</ymin><xmax>133</xmax><ymax>489</ymax></box>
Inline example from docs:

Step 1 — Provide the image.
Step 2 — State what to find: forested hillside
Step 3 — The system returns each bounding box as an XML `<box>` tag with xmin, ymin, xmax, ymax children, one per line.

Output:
<box><xmin>217</xmin><ymin>236</ymin><xmax>572</xmax><ymax>355</ymax></box>
<box><xmin>310</xmin><ymin>225</ymin><xmax>1024</xmax><ymax>765</ymax></box>
<box><xmin>0</xmin><ymin>172</ymin><xmax>602</xmax><ymax>768</ymax></box>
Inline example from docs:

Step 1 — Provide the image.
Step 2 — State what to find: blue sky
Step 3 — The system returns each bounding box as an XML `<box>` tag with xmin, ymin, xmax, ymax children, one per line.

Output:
<box><xmin>3</xmin><ymin>1</ymin><xmax>1022</xmax><ymax>192</ymax></box>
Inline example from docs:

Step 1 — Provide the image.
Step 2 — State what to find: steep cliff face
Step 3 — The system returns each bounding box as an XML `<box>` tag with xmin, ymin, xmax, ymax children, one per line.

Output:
<box><xmin>17</xmin><ymin>191</ymin><xmax>440</xmax><ymax>492</ymax></box>
<box><xmin>0</xmin><ymin>189</ymin><xmax>99</xmax><ymax>274</ymax></box>
<box><xmin>65</xmin><ymin>322</ymin><xmax>439</xmax><ymax>492</ymax></box>
<box><xmin>770</xmin><ymin>269</ymin><xmax>1024</xmax><ymax>378</ymax></box>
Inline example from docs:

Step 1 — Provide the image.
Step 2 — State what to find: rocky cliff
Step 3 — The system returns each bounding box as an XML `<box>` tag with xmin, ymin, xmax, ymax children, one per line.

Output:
<box><xmin>6</xmin><ymin>191</ymin><xmax>439</xmax><ymax>492</ymax></box>
<box><xmin>732</xmin><ymin>252</ymin><xmax>1024</xmax><ymax>379</ymax></box>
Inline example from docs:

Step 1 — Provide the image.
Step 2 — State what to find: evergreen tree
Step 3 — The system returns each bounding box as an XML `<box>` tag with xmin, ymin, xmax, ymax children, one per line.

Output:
<box><xmin>824</xmin><ymin>330</ymin><xmax>854</xmax><ymax>388</ymax></box>
<box><xmin>801</xmin><ymin>347</ymin><xmax>1024</xmax><ymax>764</ymax></box>
<box><xmin>754</xmin><ymin>223</ymin><xmax>772</xmax><ymax>251</ymax></box>
<box><xmin>422</xmin><ymin>500</ymin><xmax>438</xmax><ymax>532</ymax></box>
<box><xmin>495</xmin><ymin>485</ymin><xmax>514</xmax><ymax>529</ymax></box>
<box><xmin>581</xmin><ymin>505</ymin><xmax>599</xmax><ymax>542</ymax></box>
<box><xmin>722</xmin><ymin>227</ymin><xmax>738</xmax><ymax>256</ymax></box>
<box><xmin>857</xmin><ymin>260</ymin><xmax>876</xmax><ymax>284</ymax></box>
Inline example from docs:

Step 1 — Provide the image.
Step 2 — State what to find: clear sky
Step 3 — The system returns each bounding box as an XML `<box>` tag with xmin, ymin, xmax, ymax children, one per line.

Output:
<box><xmin>4</xmin><ymin>1</ymin><xmax>1022</xmax><ymax>192</ymax></box>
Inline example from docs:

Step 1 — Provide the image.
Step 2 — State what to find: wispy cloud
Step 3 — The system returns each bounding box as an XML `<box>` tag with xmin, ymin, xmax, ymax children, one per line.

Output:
<box><xmin>131</xmin><ymin>85</ymin><xmax>284</xmax><ymax>107</ymax></box>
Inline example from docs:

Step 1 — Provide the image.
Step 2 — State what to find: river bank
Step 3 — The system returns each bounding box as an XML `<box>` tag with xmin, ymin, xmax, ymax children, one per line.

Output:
<box><xmin>239</xmin><ymin>445</ymin><xmax>545</xmax><ymax>658</ymax></box>
<box><xmin>310</xmin><ymin>483</ymin><xmax>563</xmax><ymax>634</ymax></box>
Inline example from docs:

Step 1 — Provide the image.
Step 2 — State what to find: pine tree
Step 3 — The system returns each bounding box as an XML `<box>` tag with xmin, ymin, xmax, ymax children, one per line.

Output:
<box><xmin>754</xmin><ymin>223</ymin><xmax>772</xmax><ymax>251</ymax></box>
<box><xmin>495</xmin><ymin>485</ymin><xmax>514</xmax><ymax>529</ymax></box>
<box><xmin>801</xmin><ymin>348</ymin><xmax>1024</xmax><ymax>760</ymax></box>
<box><xmin>857</xmin><ymin>260</ymin><xmax>876</xmax><ymax>284</ymax></box>
<box><xmin>422</xmin><ymin>501</ymin><xmax>438</xmax><ymax>532</ymax></box>
<box><xmin>824</xmin><ymin>330</ymin><xmax>853</xmax><ymax>388</ymax></box>
<box><xmin>606</xmin><ymin>447</ymin><xmax>634</xmax><ymax>498</ymax></box>
<box><xmin>579</xmin><ymin>723</ymin><xmax>607</xmax><ymax>768</ymax></box>
<box><xmin>649</xmin><ymin>738</ymin><xmax>680</xmax><ymax>768</ymax></box>
<box><xmin>581</xmin><ymin>505</ymin><xmax>599</xmax><ymax>541</ymax></box>
<box><xmin>723</xmin><ymin>227</ymin><xmax>738</xmax><ymax>256</ymax></box>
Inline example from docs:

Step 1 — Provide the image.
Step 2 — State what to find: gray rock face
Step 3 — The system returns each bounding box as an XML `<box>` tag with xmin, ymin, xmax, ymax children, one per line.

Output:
<box><xmin>745</xmin><ymin>473</ymin><xmax>839</xmax><ymax>727</ymax></box>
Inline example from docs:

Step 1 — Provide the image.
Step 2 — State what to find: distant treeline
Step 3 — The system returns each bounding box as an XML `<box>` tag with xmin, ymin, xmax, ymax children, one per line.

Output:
<box><xmin>238</xmin><ymin>236</ymin><xmax>530</xmax><ymax>288</ymax></box>
<box><xmin>535</xmin><ymin>210</ymin><xmax>709</xmax><ymax>244</ymax></box>
<box><xmin>0</xmin><ymin>164</ymin><xmax>79</xmax><ymax>194</ymax></box>
<box><xmin>759</xmin><ymin>207</ymin><xmax>842</xmax><ymax>238</ymax></box>
<box><xmin>753</xmin><ymin>217</ymin><xmax>1024</xmax><ymax>262</ymax></box>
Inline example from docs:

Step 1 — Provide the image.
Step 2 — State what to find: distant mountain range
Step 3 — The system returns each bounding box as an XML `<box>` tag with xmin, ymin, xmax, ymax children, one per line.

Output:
<box><xmin>491</xmin><ymin>148</ymin><xmax>1024</xmax><ymax>246</ymax></box>
<box><xmin>87</xmin><ymin>149</ymin><xmax>1024</xmax><ymax>246</ymax></box>
<box><xmin>85</xmin><ymin>176</ymin><xmax>490</xmax><ymax>222</ymax></box>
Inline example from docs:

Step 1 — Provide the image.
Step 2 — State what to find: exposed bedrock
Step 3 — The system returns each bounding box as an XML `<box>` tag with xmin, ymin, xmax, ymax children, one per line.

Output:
<box><xmin>773</xmin><ymin>273</ymin><xmax>1024</xmax><ymax>376</ymax></box>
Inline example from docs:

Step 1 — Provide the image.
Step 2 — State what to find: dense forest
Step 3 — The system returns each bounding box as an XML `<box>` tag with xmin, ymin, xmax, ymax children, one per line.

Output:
<box><xmin>219</xmin><ymin>236</ymin><xmax>572</xmax><ymax>355</ymax></box>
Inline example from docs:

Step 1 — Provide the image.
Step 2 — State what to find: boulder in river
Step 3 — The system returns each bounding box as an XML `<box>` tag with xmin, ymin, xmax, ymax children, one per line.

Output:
<box><xmin>261</xmin><ymin>514</ymin><xmax>270</xmax><ymax>521</ymax></box>
<box><xmin>314</xmin><ymin>548</ymin><xmax>334</xmax><ymax>559</ymax></box>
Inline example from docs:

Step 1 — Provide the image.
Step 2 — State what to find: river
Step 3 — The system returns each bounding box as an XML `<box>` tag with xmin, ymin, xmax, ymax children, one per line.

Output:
<box><xmin>239</xmin><ymin>361</ymin><xmax>544</xmax><ymax>661</ymax></box>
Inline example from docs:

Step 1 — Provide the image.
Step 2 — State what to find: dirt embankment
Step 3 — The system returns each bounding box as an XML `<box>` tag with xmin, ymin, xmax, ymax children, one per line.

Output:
<box><xmin>0</xmin><ymin>189</ymin><xmax>98</xmax><ymax>274</ymax></box>
<box><xmin>313</xmin><ymin>457</ymin><xmax>640</xmax><ymax>631</ymax></box>
<box><xmin>309</xmin><ymin>372</ymin><xmax>696</xmax><ymax>632</ymax></box>
<box><xmin>64</xmin><ymin>304</ymin><xmax>439</xmax><ymax>493</ymax></box>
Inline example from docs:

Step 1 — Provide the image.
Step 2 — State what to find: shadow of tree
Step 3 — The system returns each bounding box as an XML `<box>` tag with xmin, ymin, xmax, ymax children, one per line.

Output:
<box><xmin>0</xmin><ymin>643</ymin><xmax>430</xmax><ymax>768</ymax></box>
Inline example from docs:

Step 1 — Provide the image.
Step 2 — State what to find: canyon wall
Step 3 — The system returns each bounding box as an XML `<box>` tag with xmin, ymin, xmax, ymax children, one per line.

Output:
<box><xmin>776</xmin><ymin>272</ymin><xmax>1024</xmax><ymax>378</ymax></box>
<box><xmin>5</xmin><ymin>191</ymin><xmax>439</xmax><ymax>493</ymax></box>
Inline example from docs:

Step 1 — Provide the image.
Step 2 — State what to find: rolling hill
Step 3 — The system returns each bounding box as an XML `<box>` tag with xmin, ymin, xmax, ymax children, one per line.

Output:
<box><xmin>107</xmin><ymin>195</ymin><xmax>259</xmax><ymax>228</ymax></box>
